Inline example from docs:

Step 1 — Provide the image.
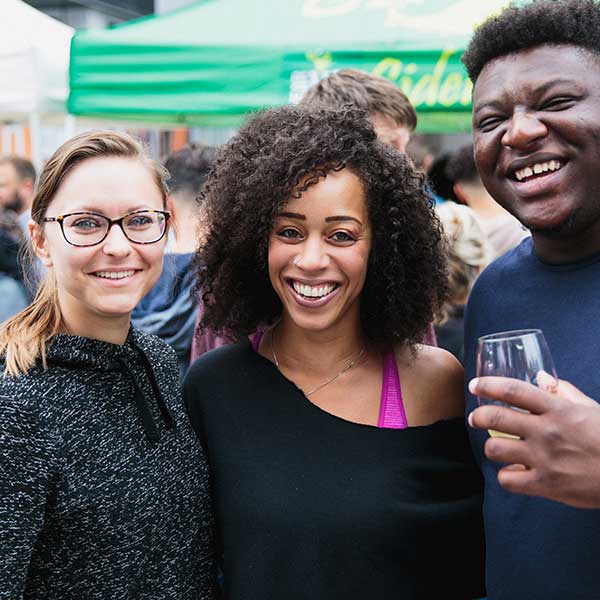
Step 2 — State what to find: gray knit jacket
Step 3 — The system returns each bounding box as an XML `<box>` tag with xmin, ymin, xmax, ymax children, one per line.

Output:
<box><xmin>0</xmin><ymin>328</ymin><xmax>216</xmax><ymax>599</ymax></box>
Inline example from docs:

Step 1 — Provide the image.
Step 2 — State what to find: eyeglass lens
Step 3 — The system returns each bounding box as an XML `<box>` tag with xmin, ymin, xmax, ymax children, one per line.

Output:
<box><xmin>62</xmin><ymin>212</ymin><xmax>167</xmax><ymax>246</ymax></box>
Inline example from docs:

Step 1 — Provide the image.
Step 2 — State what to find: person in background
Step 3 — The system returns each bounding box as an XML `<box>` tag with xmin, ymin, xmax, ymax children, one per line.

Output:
<box><xmin>0</xmin><ymin>155</ymin><xmax>36</xmax><ymax>233</ymax></box>
<box><xmin>434</xmin><ymin>202</ymin><xmax>489</xmax><ymax>362</ymax></box>
<box><xmin>0</xmin><ymin>208</ymin><xmax>28</xmax><ymax>321</ymax></box>
<box><xmin>0</xmin><ymin>131</ymin><xmax>215</xmax><ymax>599</ymax></box>
<box><xmin>406</xmin><ymin>135</ymin><xmax>436</xmax><ymax>175</ymax></box>
<box><xmin>185</xmin><ymin>105</ymin><xmax>484</xmax><ymax>600</ymax></box>
<box><xmin>427</xmin><ymin>153</ymin><xmax>460</xmax><ymax>204</ymax></box>
<box><xmin>299</xmin><ymin>68</ymin><xmax>416</xmax><ymax>152</ymax></box>
<box><xmin>445</xmin><ymin>143</ymin><xmax>528</xmax><ymax>259</ymax></box>
<box><xmin>133</xmin><ymin>144</ymin><xmax>216</xmax><ymax>377</ymax></box>
<box><xmin>462</xmin><ymin>0</ymin><xmax>600</xmax><ymax>597</ymax></box>
<box><xmin>406</xmin><ymin>135</ymin><xmax>446</xmax><ymax>205</ymax></box>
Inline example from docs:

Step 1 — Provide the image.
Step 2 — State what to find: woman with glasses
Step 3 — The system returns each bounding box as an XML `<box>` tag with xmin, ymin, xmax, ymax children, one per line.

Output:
<box><xmin>0</xmin><ymin>131</ymin><xmax>216</xmax><ymax>599</ymax></box>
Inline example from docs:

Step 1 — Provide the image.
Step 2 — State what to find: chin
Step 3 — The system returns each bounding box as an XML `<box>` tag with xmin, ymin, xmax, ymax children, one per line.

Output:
<box><xmin>285</xmin><ymin>310</ymin><xmax>338</xmax><ymax>333</ymax></box>
<box><xmin>526</xmin><ymin>210</ymin><xmax>578</xmax><ymax>237</ymax></box>
<box><xmin>94</xmin><ymin>301</ymin><xmax>138</xmax><ymax>318</ymax></box>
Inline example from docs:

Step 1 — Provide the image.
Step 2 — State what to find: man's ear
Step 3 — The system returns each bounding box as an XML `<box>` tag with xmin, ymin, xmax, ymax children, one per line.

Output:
<box><xmin>452</xmin><ymin>182</ymin><xmax>469</xmax><ymax>206</ymax></box>
<box><xmin>29</xmin><ymin>220</ymin><xmax>53</xmax><ymax>267</ymax></box>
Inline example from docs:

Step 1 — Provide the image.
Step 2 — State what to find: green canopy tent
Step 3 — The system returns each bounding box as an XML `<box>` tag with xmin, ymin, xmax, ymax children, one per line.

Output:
<box><xmin>69</xmin><ymin>0</ymin><xmax>508</xmax><ymax>133</ymax></box>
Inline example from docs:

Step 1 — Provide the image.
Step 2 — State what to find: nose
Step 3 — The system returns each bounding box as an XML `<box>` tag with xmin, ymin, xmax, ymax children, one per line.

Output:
<box><xmin>102</xmin><ymin>223</ymin><xmax>133</xmax><ymax>257</ymax></box>
<box><xmin>501</xmin><ymin>110</ymin><xmax>548</xmax><ymax>149</ymax></box>
<box><xmin>293</xmin><ymin>235</ymin><xmax>329</xmax><ymax>271</ymax></box>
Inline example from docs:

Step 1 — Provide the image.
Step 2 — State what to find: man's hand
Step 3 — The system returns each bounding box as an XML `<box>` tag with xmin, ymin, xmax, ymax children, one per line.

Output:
<box><xmin>468</xmin><ymin>376</ymin><xmax>600</xmax><ymax>509</ymax></box>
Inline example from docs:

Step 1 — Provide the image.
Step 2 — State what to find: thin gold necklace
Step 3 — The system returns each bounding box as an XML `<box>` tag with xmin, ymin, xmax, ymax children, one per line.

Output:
<box><xmin>270</xmin><ymin>328</ymin><xmax>366</xmax><ymax>397</ymax></box>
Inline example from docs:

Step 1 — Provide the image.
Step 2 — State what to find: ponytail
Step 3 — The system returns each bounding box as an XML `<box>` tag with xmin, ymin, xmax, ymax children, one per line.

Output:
<box><xmin>0</xmin><ymin>274</ymin><xmax>62</xmax><ymax>377</ymax></box>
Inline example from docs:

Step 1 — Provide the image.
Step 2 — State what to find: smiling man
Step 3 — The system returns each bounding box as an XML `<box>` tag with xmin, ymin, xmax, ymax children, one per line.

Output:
<box><xmin>461</xmin><ymin>1</ymin><xmax>600</xmax><ymax>599</ymax></box>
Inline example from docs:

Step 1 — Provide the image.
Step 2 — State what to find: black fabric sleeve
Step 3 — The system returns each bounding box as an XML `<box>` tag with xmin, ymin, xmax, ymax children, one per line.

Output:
<box><xmin>0</xmin><ymin>394</ymin><xmax>60</xmax><ymax>597</ymax></box>
<box><xmin>183</xmin><ymin>355</ymin><xmax>218</xmax><ymax>462</ymax></box>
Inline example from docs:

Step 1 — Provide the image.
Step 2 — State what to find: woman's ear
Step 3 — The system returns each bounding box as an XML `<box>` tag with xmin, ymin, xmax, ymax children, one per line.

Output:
<box><xmin>166</xmin><ymin>194</ymin><xmax>179</xmax><ymax>239</ymax></box>
<box><xmin>29</xmin><ymin>219</ymin><xmax>53</xmax><ymax>267</ymax></box>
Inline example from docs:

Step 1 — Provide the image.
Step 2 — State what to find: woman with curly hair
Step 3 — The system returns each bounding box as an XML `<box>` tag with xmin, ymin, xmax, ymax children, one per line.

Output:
<box><xmin>185</xmin><ymin>105</ymin><xmax>485</xmax><ymax>599</ymax></box>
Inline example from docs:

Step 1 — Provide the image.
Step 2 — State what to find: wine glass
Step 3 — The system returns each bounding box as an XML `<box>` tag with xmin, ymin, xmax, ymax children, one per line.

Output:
<box><xmin>476</xmin><ymin>329</ymin><xmax>557</xmax><ymax>438</ymax></box>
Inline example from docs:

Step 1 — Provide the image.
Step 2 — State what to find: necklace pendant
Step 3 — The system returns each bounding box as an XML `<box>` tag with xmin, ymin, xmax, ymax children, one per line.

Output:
<box><xmin>270</xmin><ymin>328</ymin><xmax>367</xmax><ymax>397</ymax></box>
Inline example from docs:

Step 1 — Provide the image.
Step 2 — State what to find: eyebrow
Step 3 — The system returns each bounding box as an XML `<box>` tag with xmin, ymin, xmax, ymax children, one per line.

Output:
<box><xmin>474</xmin><ymin>78</ymin><xmax>579</xmax><ymax>114</ymax></box>
<box><xmin>276</xmin><ymin>212</ymin><xmax>362</xmax><ymax>225</ymax></box>
<box><xmin>67</xmin><ymin>204</ymin><xmax>156</xmax><ymax>214</ymax></box>
<box><xmin>534</xmin><ymin>78</ymin><xmax>579</xmax><ymax>94</ymax></box>
<box><xmin>277</xmin><ymin>211</ymin><xmax>305</xmax><ymax>220</ymax></box>
<box><xmin>324</xmin><ymin>215</ymin><xmax>362</xmax><ymax>225</ymax></box>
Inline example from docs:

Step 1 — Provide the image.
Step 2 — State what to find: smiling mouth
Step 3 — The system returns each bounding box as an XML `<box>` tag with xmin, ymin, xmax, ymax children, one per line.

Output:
<box><xmin>290</xmin><ymin>280</ymin><xmax>339</xmax><ymax>300</ymax></box>
<box><xmin>511</xmin><ymin>159</ymin><xmax>564</xmax><ymax>183</ymax></box>
<box><xmin>92</xmin><ymin>270</ymin><xmax>137</xmax><ymax>280</ymax></box>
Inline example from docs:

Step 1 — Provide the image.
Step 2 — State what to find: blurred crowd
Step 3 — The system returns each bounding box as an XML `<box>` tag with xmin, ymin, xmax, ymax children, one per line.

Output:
<box><xmin>0</xmin><ymin>108</ymin><xmax>529</xmax><ymax>370</ymax></box>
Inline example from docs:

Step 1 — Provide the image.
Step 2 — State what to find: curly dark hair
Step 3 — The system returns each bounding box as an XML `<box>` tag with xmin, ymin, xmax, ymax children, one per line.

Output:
<box><xmin>193</xmin><ymin>105</ymin><xmax>448</xmax><ymax>350</ymax></box>
<box><xmin>444</xmin><ymin>144</ymin><xmax>478</xmax><ymax>184</ymax></box>
<box><xmin>462</xmin><ymin>0</ymin><xmax>600</xmax><ymax>82</ymax></box>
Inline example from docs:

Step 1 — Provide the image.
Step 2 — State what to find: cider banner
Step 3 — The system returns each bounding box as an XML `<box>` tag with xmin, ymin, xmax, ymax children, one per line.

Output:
<box><xmin>289</xmin><ymin>48</ymin><xmax>472</xmax><ymax>112</ymax></box>
<box><xmin>69</xmin><ymin>0</ymin><xmax>510</xmax><ymax>132</ymax></box>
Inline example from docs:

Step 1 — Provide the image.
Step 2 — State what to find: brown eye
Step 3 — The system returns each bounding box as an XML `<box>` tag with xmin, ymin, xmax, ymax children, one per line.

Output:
<box><xmin>542</xmin><ymin>96</ymin><xmax>577</xmax><ymax>110</ymax></box>
<box><xmin>330</xmin><ymin>231</ymin><xmax>355</xmax><ymax>243</ymax></box>
<box><xmin>278</xmin><ymin>228</ymin><xmax>302</xmax><ymax>240</ymax></box>
<box><xmin>478</xmin><ymin>116</ymin><xmax>503</xmax><ymax>132</ymax></box>
<box><xmin>69</xmin><ymin>216</ymin><xmax>103</xmax><ymax>231</ymax></box>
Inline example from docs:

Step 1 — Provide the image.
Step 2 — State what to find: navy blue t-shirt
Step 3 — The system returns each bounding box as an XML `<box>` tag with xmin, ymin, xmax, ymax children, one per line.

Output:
<box><xmin>464</xmin><ymin>237</ymin><xmax>600</xmax><ymax>600</ymax></box>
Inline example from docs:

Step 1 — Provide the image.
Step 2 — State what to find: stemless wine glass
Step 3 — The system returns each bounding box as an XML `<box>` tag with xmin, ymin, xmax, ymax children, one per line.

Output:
<box><xmin>476</xmin><ymin>329</ymin><xmax>557</xmax><ymax>438</ymax></box>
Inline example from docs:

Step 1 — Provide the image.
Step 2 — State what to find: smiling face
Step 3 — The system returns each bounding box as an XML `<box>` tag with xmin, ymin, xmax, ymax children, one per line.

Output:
<box><xmin>472</xmin><ymin>44</ymin><xmax>600</xmax><ymax>254</ymax></box>
<box><xmin>268</xmin><ymin>168</ymin><xmax>371</xmax><ymax>335</ymax></box>
<box><xmin>31</xmin><ymin>156</ymin><xmax>166</xmax><ymax>338</ymax></box>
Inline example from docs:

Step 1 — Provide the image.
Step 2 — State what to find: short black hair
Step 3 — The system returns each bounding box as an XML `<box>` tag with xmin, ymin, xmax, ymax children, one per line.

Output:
<box><xmin>462</xmin><ymin>0</ymin><xmax>600</xmax><ymax>82</ymax></box>
<box><xmin>163</xmin><ymin>144</ymin><xmax>216</xmax><ymax>197</ymax></box>
<box><xmin>444</xmin><ymin>144</ymin><xmax>478</xmax><ymax>184</ymax></box>
<box><xmin>193</xmin><ymin>105</ymin><xmax>448</xmax><ymax>350</ymax></box>
<box><xmin>0</xmin><ymin>155</ymin><xmax>36</xmax><ymax>184</ymax></box>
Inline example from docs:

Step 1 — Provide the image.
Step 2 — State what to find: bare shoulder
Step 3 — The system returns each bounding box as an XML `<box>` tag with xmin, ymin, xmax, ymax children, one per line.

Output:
<box><xmin>396</xmin><ymin>344</ymin><xmax>465</xmax><ymax>425</ymax></box>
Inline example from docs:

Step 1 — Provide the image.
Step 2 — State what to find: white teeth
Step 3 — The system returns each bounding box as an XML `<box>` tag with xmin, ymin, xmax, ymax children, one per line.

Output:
<box><xmin>95</xmin><ymin>270</ymin><xmax>135</xmax><ymax>280</ymax></box>
<box><xmin>514</xmin><ymin>160</ymin><xmax>563</xmax><ymax>181</ymax></box>
<box><xmin>292</xmin><ymin>281</ymin><xmax>336</xmax><ymax>298</ymax></box>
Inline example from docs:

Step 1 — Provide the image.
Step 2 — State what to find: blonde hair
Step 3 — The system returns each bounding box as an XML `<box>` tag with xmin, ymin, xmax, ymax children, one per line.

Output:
<box><xmin>436</xmin><ymin>202</ymin><xmax>490</xmax><ymax>308</ymax></box>
<box><xmin>0</xmin><ymin>130</ymin><xmax>168</xmax><ymax>377</ymax></box>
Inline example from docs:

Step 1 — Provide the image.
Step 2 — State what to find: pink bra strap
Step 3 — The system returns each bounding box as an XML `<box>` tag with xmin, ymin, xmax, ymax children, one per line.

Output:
<box><xmin>377</xmin><ymin>349</ymin><xmax>408</xmax><ymax>429</ymax></box>
<box><xmin>250</xmin><ymin>330</ymin><xmax>264</xmax><ymax>353</ymax></box>
<box><xmin>252</xmin><ymin>332</ymin><xmax>406</xmax><ymax>429</ymax></box>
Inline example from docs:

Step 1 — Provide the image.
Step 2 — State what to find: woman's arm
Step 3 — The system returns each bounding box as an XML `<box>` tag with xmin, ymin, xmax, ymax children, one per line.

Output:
<box><xmin>0</xmin><ymin>393</ymin><xmax>56</xmax><ymax>596</ymax></box>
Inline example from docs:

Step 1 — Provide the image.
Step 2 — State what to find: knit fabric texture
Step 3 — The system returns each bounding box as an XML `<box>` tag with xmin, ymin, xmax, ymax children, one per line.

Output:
<box><xmin>0</xmin><ymin>328</ymin><xmax>215</xmax><ymax>599</ymax></box>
